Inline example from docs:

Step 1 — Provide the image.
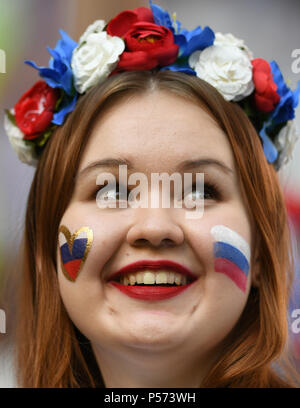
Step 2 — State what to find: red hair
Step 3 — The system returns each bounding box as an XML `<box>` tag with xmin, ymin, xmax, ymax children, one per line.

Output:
<box><xmin>15</xmin><ymin>70</ymin><xmax>300</xmax><ymax>387</ymax></box>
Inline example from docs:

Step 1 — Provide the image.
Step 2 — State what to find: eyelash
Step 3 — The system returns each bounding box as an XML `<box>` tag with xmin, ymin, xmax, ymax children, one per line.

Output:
<box><xmin>92</xmin><ymin>181</ymin><xmax>221</xmax><ymax>201</ymax></box>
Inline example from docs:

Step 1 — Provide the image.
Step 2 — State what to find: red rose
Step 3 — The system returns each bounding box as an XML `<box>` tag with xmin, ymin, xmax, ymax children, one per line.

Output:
<box><xmin>251</xmin><ymin>58</ymin><xmax>280</xmax><ymax>113</ymax></box>
<box><xmin>106</xmin><ymin>7</ymin><xmax>155</xmax><ymax>37</ymax></box>
<box><xmin>14</xmin><ymin>80</ymin><xmax>59</xmax><ymax>139</ymax></box>
<box><xmin>107</xmin><ymin>8</ymin><xmax>179</xmax><ymax>72</ymax></box>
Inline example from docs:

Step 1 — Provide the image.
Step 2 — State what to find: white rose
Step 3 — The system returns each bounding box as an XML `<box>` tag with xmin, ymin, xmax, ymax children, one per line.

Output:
<box><xmin>188</xmin><ymin>44</ymin><xmax>254</xmax><ymax>102</ymax></box>
<box><xmin>71</xmin><ymin>28</ymin><xmax>125</xmax><ymax>94</ymax></box>
<box><xmin>214</xmin><ymin>32</ymin><xmax>253</xmax><ymax>59</ymax></box>
<box><xmin>4</xmin><ymin>110</ymin><xmax>38</xmax><ymax>167</ymax></box>
<box><xmin>78</xmin><ymin>20</ymin><xmax>106</xmax><ymax>44</ymax></box>
<box><xmin>274</xmin><ymin>121</ymin><xmax>299</xmax><ymax>168</ymax></box>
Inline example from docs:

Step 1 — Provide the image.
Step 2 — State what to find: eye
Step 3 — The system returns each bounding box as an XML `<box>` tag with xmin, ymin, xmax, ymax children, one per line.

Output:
<box><xmin>92</xmin><ymin>181</ymin><xmax>221</xmax><ymax>204</ymax></box>
<box><xmin>184</xmin><ymin>182</ymin><xmax>221</xmax><ymax>202</ymax></box>
<box><xmin>93</xmin><ymin>182</ymin><xmax>128</xmax><ymax>201</ymax></box>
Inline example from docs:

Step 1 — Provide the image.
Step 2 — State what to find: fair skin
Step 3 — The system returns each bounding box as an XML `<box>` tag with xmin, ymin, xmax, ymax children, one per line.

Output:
<box><xmin>57</xmin><ymin>90</ymin><xmax>259</xmax><ymax>388</ymax></box>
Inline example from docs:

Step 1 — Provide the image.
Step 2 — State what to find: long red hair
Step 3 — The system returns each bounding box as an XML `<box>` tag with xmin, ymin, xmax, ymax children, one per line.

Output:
<box><xmin>15</xmin><ymin>70</ymin><xmax>300</xmax><ymax>387</ymax></box>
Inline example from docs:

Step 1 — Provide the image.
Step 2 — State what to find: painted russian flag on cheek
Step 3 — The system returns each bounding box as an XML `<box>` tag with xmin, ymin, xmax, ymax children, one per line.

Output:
<box><xmin>210</xmin><ymin>225</ymin><xmax>250</xmax><ymax>293</ymax></box>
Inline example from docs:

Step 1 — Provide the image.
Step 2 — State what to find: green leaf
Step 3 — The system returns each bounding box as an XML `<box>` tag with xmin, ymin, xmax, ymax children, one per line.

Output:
<box><xmin>70</xmin><ymin>81</ymin><xmax>77</xmax><ymax>96</ymax></box>
<box><xmin>265</xmin><ymin>121</ymin><xmax>286</xmax><ymax>141</ymax></box>
<box><xmin>23</xmin><ymin>140</ymin><xmax>33</xmax><ymax>147</ymax></box>
<box><xmin>35</xmin><ymin>125</ymin><xmax>56</xmax><ymax>147</ymax></box>
<box><xmin>4</xmin><ymin>108</ymin><xmax>17</xmax><ymax>126</ymax></box>
<box><xmin>77</xmin><ymin>40</ymin><xmax>86</xmax><ymax>50</ymax></box>
<box><xmin>55</xmin><ymin>90</ymin><xmax>64</xmax><ymax>111</ymax></box>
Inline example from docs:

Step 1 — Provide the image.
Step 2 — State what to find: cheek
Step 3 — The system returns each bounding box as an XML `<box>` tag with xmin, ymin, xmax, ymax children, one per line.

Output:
<box><xmin>184</xmin><ymin>222</ymin><xmax>252</xmax><ymax>348</ymax></box>
<box><xmin>210</xmin><ymin>224</ymin><xmax>251</xmax><ymax>294</ymax></box>
<box><xmin>56</xmin><ymin>221</ymin><xmax>99</xmax><ymax>327</ymax></box>
<box><xmin>56</xmin><ymin>208</ymin><xmax>126</xmax><ymax>282</ymax></box>
<box><xmin>185</xmin><ymin>214</ymin><xmax>251</xmax><ymax>297</ymax></box>
<box><xmin>55</xmin><ymin>212</ymin><xmax>129</xmax><ymax>326</ymax></box>
<box><xmin>56</xmin><ymin>235</ymin><xmax>105</xmax><ymax>337</ymax></box>
<box><xmin>58</xmin><ymin>224</ymin><xmax>94</xmax><ymax>282</ymax></box>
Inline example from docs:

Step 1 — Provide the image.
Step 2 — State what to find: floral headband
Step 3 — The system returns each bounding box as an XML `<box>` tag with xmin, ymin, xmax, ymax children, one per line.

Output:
<box><xmin>4</xmin><ymin>0</ymin><xmax>300</xmax><ymax>170</ymax></box>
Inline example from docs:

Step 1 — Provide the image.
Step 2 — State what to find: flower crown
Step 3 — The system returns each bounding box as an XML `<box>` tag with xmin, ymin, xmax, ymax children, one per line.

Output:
<box><xmin>4</xmin><ymin>0</ymin><xmax>300</xmax><ymax>170</ymax></box>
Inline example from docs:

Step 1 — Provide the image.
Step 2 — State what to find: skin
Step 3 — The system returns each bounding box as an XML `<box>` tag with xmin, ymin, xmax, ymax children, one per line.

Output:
<box><xmin>57</xmin><ymin>90</ymin><xmax>260</xmax><ymax>388</ymax></box>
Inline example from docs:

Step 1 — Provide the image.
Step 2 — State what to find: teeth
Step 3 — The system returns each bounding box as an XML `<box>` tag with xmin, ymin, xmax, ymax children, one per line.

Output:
<box><xmin>167</xmin><ymin>272</ymin><xmax>175</xmax><ymax>284</ymax></box>
<box><xmin>129</xmin><ymin>274</ymin><xmax>136</xmax><ymax>285</ymax></box>
<box><xmin>175</xmin><ymin>274</ymin><xmax>181</xmax><ymax>285</ymax></box>
<box><xmin>119</xmin><ymin>270</ymin><xmax>189</xmax><ymax>285</ymax></box>
<box><xmin>136</xmin><ymin>272</ymin><xmax>143</xmax><ymax>284</ymax></box>
<box><xmin>156</xmin><ymin>272</ymin><xmax>168</xmax><ymax>284</ymax></box>
<box><xmin>144</xmin><ymin>272</ymin><xmax>155</xmax><ymax>284</ymax></box>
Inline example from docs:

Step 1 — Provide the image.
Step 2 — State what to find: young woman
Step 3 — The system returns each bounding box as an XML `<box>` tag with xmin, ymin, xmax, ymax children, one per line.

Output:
<box><xmin>4</xmin><ymin>2</ymin><xmax>300</xmax><ymax>388</ymax></box>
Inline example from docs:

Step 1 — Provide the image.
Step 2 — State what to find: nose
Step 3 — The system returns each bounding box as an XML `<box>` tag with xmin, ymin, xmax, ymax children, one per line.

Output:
<box><xmin>126</xmin><ymin>208</ymin><xmax>184</xmax><ymax>249</ymax></box>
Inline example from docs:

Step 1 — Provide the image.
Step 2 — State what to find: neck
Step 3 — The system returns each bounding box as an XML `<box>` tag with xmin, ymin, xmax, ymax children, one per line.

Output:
<box><xmin>92</xmin><ymin>342</ymin><xmax>219</xmax><ymax>388</ymax></box>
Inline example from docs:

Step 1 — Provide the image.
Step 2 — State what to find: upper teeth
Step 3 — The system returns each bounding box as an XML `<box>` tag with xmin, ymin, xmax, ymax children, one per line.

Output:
<box><xmin>119</xmin><ymin>270</ymin><xmax>189</xmax><ymax>286</ymax></box>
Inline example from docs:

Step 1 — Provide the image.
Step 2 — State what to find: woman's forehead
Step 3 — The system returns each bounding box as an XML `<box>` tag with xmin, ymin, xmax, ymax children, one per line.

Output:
<box><xmin>79</xmin><ymin>90</ymin><xmax>235</xmax><ymax>173</ymax></box>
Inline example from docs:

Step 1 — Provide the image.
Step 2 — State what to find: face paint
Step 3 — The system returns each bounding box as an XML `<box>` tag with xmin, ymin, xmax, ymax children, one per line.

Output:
<box><xmin>58</xmin><ymin>225</ymin><xmax>93</xmax><ymax>282</ymax></box>
<box><xmin>210</xmin><ymin>225</ymin><xmax>250</xmax><ymax>293</ymax></box>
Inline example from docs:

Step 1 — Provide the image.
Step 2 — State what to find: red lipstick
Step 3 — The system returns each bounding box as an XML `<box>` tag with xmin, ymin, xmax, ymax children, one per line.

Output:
<box><xmin>108</xmin><ymin>259</ymin><xmax>198</xmax><ymax>301</ymax></box>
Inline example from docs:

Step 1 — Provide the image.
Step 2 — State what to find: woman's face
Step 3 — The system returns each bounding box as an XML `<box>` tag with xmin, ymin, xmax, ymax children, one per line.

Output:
<box><xmin>57</xmin><ymin>89</ymin><xmax>258</xmax><ymax>384</ymax></box>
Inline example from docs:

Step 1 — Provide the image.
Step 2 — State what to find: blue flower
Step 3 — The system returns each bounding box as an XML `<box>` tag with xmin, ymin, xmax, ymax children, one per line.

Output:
<box><xmin>258</xmin><ymin>61</ymin><xmax>300</xmax><ymax>165</ymax></box>
<box><xmin>270</xmin><ymin>61</ymin><xmax>300</xmax><ymax>125</ymax></box>
<box><xmin>52</xmin><ymin>93</ymin><xmax>78</xmax><ymax>126</ymax></box>
<box><xmin>258</xmin><ymin>126</ymin><xmax>278</xmax><ymax>164</ymax></box>
<box><xmin>25</xmin><ymin>29</ymin><xmax>78</xmax><ymax>125</ymax></box>
<box><xmin>160</xmin><ymin>63</ymin><xmax>196</xmax><ymax>75</ymax></box>
<box><xmin>174</xmin><ymin>26</ymin><xmax>215</xmax><ymax>58</ymax></box>
<box><xmin>25</xmin><ymin>29</ymin><xmax>77</xmax><ymax>95</ymax></box>
<box><xmin>149</xmin><ymin>0</ymin><xmax>174</xmax><ymax>28</ymax></box>
<box><xmin>149</xmin><ymin>0</ymin><xmax>215</xmax><ymax>60</ymax></box>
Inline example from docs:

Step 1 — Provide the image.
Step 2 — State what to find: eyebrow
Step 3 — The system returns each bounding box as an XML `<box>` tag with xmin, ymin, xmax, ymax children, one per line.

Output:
<box><xmin>177</xmin><ymin>158</ymin><xmax>233</xmax><ymax>174</ymax></box>
<box><xmin>76</xmin><ymin>157</ymin><xmax>234</xmax><ymax>182</ymax></box>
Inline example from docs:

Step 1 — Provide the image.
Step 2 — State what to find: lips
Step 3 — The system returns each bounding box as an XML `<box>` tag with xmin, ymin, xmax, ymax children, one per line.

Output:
<box><xmin>107</xmin><ymin>259</ymin><xmax>199</xmax><ymax>301</ymax></box>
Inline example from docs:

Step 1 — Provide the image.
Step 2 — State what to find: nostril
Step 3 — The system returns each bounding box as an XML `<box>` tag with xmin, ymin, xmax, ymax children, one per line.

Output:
<box><xmin>160</xmin><ymin>239</ymin><xmax>177</xmax><ymax>248</ymax></box>
<box><xmin>132</xmin><ymin>239</ymin><xmax>148</xmax><ymax>247</ymax></box>
<box><xmin>132</xmin><ymin>238</ymin><xmax>177</xmax><ymax>249</ymax></box>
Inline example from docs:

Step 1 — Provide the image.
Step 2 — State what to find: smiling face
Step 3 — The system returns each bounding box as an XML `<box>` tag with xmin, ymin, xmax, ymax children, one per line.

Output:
<box><xmin>56</xmin><ymin>89</ymin><xmax>258</xmax><ymax>385</ymax></box>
